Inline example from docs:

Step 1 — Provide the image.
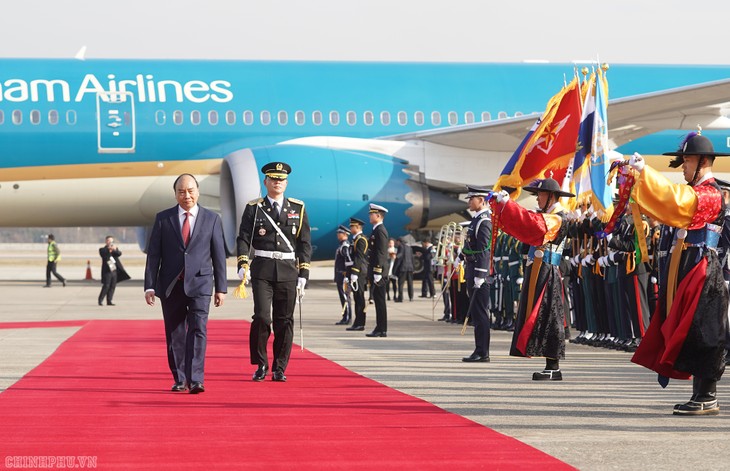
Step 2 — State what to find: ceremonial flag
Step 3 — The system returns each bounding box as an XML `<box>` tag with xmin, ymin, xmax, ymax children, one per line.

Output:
<box><xmin>495</xmin><ymin>78</ymin><xmax>582</xmax><ymax>195</ymax></box>
<box><xmin>571</xmin><ymin>72</ymin><xmax>596</xmax><ymax>205</ymax></box>
<box><xmin>589</xmin><ymin>69</ymin><xmax>613</xmax><ymax>216</ymax></box>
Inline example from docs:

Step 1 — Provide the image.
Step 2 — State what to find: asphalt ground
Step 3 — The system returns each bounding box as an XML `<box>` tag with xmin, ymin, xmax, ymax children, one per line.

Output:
<box><xmin>2</xmin><ymin>244</ymin><xmax>730</xmax><ymax>470</ymax></box>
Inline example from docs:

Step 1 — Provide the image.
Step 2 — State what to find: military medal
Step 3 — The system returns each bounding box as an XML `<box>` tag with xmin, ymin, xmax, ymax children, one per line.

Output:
<box><xmin>258</xmin><ymin>227</ymin><xmax>266</xmax><ymax>236</ymax></box>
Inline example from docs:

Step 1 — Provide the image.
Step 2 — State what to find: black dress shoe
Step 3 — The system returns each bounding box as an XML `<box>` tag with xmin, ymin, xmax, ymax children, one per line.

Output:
<box><xmin>272</xmin><ymin>370</ymin><xmax>287</xmax><ymax>382</ymax></box>
<box><xmin>335</xmin><ymin>318</ymin><xmax>349</xmax><ymax>325</ymax></box>
<box><xmin>252</xmin><ymin>365</ymin><xmax>268</xmax><ymax>382</ymax></box>
<box><xmin>532</xmin><ymin>369</ymin><xmax>562</xmax><ymax>381</ymax></box>
<box><xmin>189</xmin><ymin>382</ymin><xmax>205</xmax><ymax>394</ymax></box>
<box><xmin>366</xmin><ymin>330</ymin><xmax>387</xmax><ymax>337</ymax></box>
<box><xmin>98</xmin><ymin>302</ymin><xmax>103</xmax><ymax>306</ymax></box>
<box><xmin>171</xmin><ymin>382</ymin><xmax>188</xmax><ymax>392</ymax></box>
<box><xmin>346</xmin><ymin>325</ymin><xmax>364</xmax><ymax>331</ymax></box>
<box><xmin>62</xmin><ymin>280</ymin><xmax>66</xmax><ymax>287</ymax></box>
<box><xmin>107</xmin><ymin>302</ymin><xmax>115</xmax><ymax>306</ymax></box>
<box><xmin>462</xmin><ymin>353</ymin><xmax>490</xmax><ymax>362</ymax></box>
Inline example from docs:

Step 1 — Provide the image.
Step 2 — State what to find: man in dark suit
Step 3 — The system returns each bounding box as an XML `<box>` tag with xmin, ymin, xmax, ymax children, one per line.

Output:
<box><xmin>144</xmin><ymin>173</ymin><xmax>227</xmax><ymax>394</ymax></box>
<box><xmin>367</xmin><ymin>203</ymin><xmax>389</xmax><ymax>337</ymax></box>
<box><xmin>346</xmin><ymin>217</ymin><xmax>369</xmax><ymax>331</ymax></box>
<box><xmin>396</xmin><ymin>237</ymin><xmax>414</xmax><ymax>302</ymax></box>
<box><xmin>237</xmin><ymin>162</ymin><xmax>312</xmax><ymax>382</ymax></box>
<box><xmin>98</xmin><ymin>235</ymin><xmax>130</xmax><ymax>306</ymax></box>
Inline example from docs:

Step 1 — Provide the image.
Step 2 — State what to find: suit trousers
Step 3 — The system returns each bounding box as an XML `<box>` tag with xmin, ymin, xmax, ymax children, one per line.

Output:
<box><xmin>467</xmin><ymin>282</ymin><xmax>491</xmax><ymax>357</ymax></box>
<box><xmin>99</xmin><ymin>270</ymin><xmax>117</xmax><ymax>304</ymax></box>
<box><xmin>372</xmin><ymin>278</ymin><xmax>388</xmax><ymax>332</ymax></box>
<box><xmin>250</xmin><ymin>278</ymin><xmax>297</xmax><ymax>372</ymax></box>
<box><xmin>397</xmin><ymin>270</ymin><xmax>414</xmax><ymax>301</ymax></box>
<box><xmin>160</xmin><ymin>281</ymin><xmax>210</xmax><ymax>384</ymax></box>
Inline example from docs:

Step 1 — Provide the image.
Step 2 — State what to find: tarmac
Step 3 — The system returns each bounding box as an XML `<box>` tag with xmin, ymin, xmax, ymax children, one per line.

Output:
<box><xmin>2</xmin><ymin>244</ymin><xmax>730</xmax><ymax>470</ymax></box>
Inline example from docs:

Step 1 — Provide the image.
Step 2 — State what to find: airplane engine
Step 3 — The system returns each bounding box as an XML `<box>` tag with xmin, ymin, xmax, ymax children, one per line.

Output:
<box><xmin>219</xmin><ymin>144</ymin><xmax>464</xmax><ymax>258</ymax></box>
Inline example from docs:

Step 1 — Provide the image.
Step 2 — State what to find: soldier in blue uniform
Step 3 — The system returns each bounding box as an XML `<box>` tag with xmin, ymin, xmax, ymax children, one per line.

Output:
<box><xmin>236</xmin><ymin>162</ymin><xmax>312</xmax><ymax>382</ymax></box>
<box><xmin>461</xmin><ymin>186</ymin><xmax>493</xmax><ymax>362</ymax></box>
<box><xmin>334</xmin><ymin>225</ymin><xmax>353</xmax><ymax>325</ymax></box>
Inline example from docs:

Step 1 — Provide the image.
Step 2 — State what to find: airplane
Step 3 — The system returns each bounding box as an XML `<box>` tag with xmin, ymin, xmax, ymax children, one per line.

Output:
<box><xmin>2</xmin><ymin>59</ymin><xmax>730</xmax><ymax>259</ymax></box>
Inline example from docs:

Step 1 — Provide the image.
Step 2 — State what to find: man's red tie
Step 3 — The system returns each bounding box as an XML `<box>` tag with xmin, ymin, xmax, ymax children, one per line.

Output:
<box><xmin>182</xmin><ymin>212</ymin><xmax>191</xmax><ymax>246</ymax></box>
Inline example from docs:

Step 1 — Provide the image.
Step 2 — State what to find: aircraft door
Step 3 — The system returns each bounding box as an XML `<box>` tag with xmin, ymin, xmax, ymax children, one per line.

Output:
<box><xmin>96</xmin><ymin>91</ymin><xmax>136</xmax><ymax>153</ymax></box>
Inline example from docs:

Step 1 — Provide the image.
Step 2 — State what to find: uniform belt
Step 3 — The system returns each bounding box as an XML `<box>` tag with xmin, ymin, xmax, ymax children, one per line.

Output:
<box><xmin>508</xmin><ymin>260</ymin><xmax>520</xmax><ymax>266</ymax></box>
<box><xmin>344</xmin><ymin>262</ymin><xmax>354</xmax><ymax>266</ymax></box>
<box><xmin>254</xmin><ymin>249</ymin><xmax>295</xmax><ymax>260</ymax></box>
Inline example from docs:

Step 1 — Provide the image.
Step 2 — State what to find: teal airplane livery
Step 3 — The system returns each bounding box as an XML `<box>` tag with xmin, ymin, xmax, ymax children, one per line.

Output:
<box><xmin>2</xmin><ymin>59</ymin><xmax>730</xmax><ymax>258</ymax></box>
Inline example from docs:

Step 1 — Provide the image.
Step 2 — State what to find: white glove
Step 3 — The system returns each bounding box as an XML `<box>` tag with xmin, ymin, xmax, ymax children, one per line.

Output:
<box><xmin>350</xmin><ymin>273</ymin><xmax>359</xmax><ymax>292</ymax></box>
<box><xmin>569</xmin><ymin>256</ymin><xmax>578</xmax><ymax>267</ymax></box>
<box><xmin>474</xmin><ymin>277</ymin><xmax>485</xmax><ymax>289</ymax></box>
<box><xmin>650</xmin><ymin>276</ymin><xmax>658</xmax><ymax>284</ymax></box>
<box><xmin>598</xmin><ymin>256</ymin><xmax>606</xmax><ymax>268</ymax></box>
<box><xmin>516</xmin><ymin>277</ymin><xmax>524</xmax><ymax>286</ymax></box>
<box><xmin>609</xmin><ymin>250</ymin><xmax>616</xmax><ymax>263</ymax></box>
<box><xmin>573</xmin><ymin>254</ymin><xmax>581</xmax><ymax>265</ymax></box>
<box><xmin>237</xmin><ymin>267</ymin><xmax>251</xmax><ymax>284</ymax></box>
<box><xmin>581</xmin><ymin>254</ymin><xmax>594</xmax><ymax>266</ymax></box>
<box><xmin>605</xmin><ymin>233</ymin><xmax>613</xmax><ymax>243</ymax></box>
<box><xmin>374</xmin><ymin>274</ymin><xmax>382</xmax><ymax>284</ymax></box>
<box><xmin>495</xmin><ymin>190</ymin><xmax>510</xmax><ymax>203</ymax></box>
<box><xmin>629</xmin><ymin>152</ymin><xmax>645</xmax><ymax>172</ymax></box>
<box><xmin>297</xmin><ymin>277</ymin><xmax>307</xmax><ymax>295</ymax></box>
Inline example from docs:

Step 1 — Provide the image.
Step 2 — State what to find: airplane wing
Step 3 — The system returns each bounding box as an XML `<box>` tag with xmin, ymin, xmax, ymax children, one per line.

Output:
<box><xmin>385</xmin><ymin>77</ymin><xmax>730</xmax><ymax>151</ymax></box>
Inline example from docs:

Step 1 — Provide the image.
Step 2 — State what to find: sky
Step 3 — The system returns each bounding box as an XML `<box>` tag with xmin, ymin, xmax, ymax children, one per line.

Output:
<box><xmin>2</xmin><ymin>0</ymin><xmax>730</xmax><ymax>64</ymax></box>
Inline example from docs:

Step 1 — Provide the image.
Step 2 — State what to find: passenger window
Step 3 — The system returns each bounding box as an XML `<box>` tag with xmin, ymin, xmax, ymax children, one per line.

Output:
<box><xmin>12</xmin><ymin>110</ymin><xmax>22</xmax><ymax>125</ymax></box>
<box><xmin>481</xmin><ymin>111</ymin><xmax>491</xmax><ymax>122</ymax></box>
<box><xmin>380</xmin><ymin>111</ymin><xmax>391</xmax><ymax>126</ymax></box>
<box><xmin>329</xmin><ymin>111</ymin><xmax>340</xmax><ymax>126</ymax></box>
<box><xmin>364</xmin><ymin>111</ymin><xmax>374</xmax><ymax>126</ymax></box>
<box><xmin>414</xmin><ymin>111</ymin><xmax>424</xmax><ymax>126</ymax></box>
<box><xmin>278</xmin><ymin>111</ymin><xmax>288</xmax><ymax>125</ymax></box>
<box><xmin>295</xmin><ymin>110</ymin><xmax>305</xmax><ymax>125</ymax></box>
<box><xmin>208</xmin><ymin>110</ymin><xmax>219</xmax><ymax>125</ymax></box>
<box><xmin>67</xmin><ymin>110</ymin><xmax>77</xmax><ymax>125</ymax></box>
<box><xmin>261</xmin><ymin>111</ymin><xmax>271</xmax><ymax>125</ymax></box>
<box><xmin>431</xmin><ymin>111</ymin><xmax>441</xmax><ymax>126</ymax></box>
<box><xmin>498</xmin><ymin>111</ymin><xmax>508</xmax><ymax>119</ymax></box>
<box><xmin>397</xmin><ymin>111</ymin><xmax>407</xmax><ymax>126</ymax></box>
<box><xmin>243</xmin><ymin>110</ymin><xmax>253</xmax><ymax>125</ymax></box>
<box><xmin>155</xmin><ymin>110</ymin><xmax>166</xmax><ymax>125</ymax></box>
<box><xmin>448</xmin><ymin>111</ymin><xmax>458</xmax><ymax>125</ymax></box>
<box><xmin>191</xmin><ymin>110</ymin><xmax>201</xmax><ymax>125</ymax></box>
<box><xmin>0</xmin><ymin>110</ymin><xmax>4</xmax><ymax>125</ymax></box>
<box><xmin>225</xmin><ymin>110</ymin><xmax>236</xmax><ymax>125</ymax></box>
<box><xmin>30</xmin><ymin>110</ymin><xmax>41</xmax><ymax>125</ymax></box>
<box><xmin>312</xmin><ymin>110</ymin><xmax>322</xmax><ymax>126</ymax></box>
<box><xmin>173</xmin><ymin>110</ymin><xmax>183</xmax><ymax>125</ymax></box>
<box><xmin>465</xmin><ymin>111</ymin><xmax>475</xmax><ymax>124</ymax></box>
<box><xmin>346</xmin><ymin>111</ymin><xmax>356</xmax><ymax>125</ymax></box>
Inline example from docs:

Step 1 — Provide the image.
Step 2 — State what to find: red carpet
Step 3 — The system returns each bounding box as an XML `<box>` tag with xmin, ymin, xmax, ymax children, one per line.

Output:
<box><xmin>0</xmin><ymin>320</ymin><xmax>574</xmax><ymax>470</ymax></box>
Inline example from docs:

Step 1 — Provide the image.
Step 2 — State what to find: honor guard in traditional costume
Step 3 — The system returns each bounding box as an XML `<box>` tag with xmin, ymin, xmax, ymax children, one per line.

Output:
<box><xmin>346</xmin><ymin>217</ymin><xmax>369</xmax><ymax>331</ymax></box>
<box><xmin>334</xmin><ymin>225</ymin><xmax>353</xmax><ymax>325</ymax></box>
<box><xmin>628</xmin><ymin>133</ymin><xmax>729</xmax><ymax>415</ymax></box>
<box><xmin>236</xmin><ymin>162</ymin><xmax>312</xmax><ymax>382</ymax></box>
<box><xmin>366</xmin><ymin>203</ymin><xmax>389</xmax><ymax>337</ymax></box>
<box><xmin>493</xmin><ymin>178</ymin><xmax>573</xmax><ymax>380</ymax></box>
<box><xmin>460</xmin><ymin>186</ymin><xmax>493</xmax><ymax>362</ymax></box>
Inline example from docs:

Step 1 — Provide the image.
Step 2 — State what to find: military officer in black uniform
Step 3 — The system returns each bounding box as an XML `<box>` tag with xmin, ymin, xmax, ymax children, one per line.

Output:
<box><xmin>334</xmin><ymin>224</ymin><xmax>353</xmax><ymax>325</ymax></box>
<box><xmin>461</xmin><ymin>186</ymin><xmax>493</xmax><ymax>362</ymax></box>
<box><xmin>346</xmin><ymin>217</ymin><xmax>369</xmax><ymax>331</ymax></box>
<box><xmin>367</xmin><ymin>203</ymin><xmax>390</xmax><ymax>337</ymax></box>
<box><xmin>236</xmin><ymin>162</ymin><xmax>312</xmax><ymax>382</ymax></box>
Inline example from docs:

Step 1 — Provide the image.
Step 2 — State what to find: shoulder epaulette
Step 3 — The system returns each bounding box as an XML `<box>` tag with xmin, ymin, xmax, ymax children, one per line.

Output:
<box><xmin>248</xmin><ymin>197</ymin><xmax>264</xmax><ymax>206</ymax></box>
<box><xmin>287</xmin><ymin>197</ymin><xmax>304</xmax><ymax>205</ymax></box>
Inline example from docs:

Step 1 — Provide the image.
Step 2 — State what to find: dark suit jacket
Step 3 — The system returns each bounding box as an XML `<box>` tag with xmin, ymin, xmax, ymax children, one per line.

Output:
<box><xmin>144</xmin><ymin>205</ymin><xmax>228</xmax><ymax>299</ymax></box>
<box><xmin>99</xmin><ymin>246</ymin><xmax>130</xmax><ymax>283</ymax></box>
